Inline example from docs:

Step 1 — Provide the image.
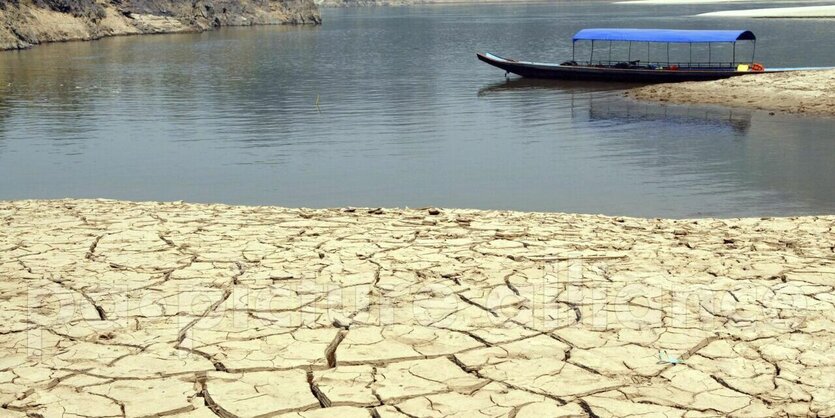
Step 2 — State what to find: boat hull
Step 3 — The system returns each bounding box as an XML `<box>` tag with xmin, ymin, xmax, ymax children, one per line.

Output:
<box><xmin>477</xmin><ymin>52</ymin><xmax>752</xmax><ymax>83</ymax></box>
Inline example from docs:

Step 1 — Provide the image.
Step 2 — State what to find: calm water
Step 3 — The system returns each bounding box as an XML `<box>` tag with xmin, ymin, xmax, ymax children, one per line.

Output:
<box><xmin>1</xmin><ymin>1</ymin><xmax>834</xmax><ymax>217</ymax></box>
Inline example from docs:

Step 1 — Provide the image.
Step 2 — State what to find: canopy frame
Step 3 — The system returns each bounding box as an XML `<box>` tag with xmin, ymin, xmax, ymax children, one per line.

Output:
<box><xmin>570</xmin><ymin>28</ymin><xmax>757</xmax><ymax>68</ymax></box>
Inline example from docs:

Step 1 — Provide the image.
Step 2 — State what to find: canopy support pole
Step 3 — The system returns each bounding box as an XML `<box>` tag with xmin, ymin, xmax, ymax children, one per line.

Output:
<box><xmin>666</xmin><ymin>43</ymin><xmax>670</xmax><ymax>66</ymax></box>
<box><xmin>751</xmin><ymin>40</ymin><xmax>756</xmax><ymax>64</ymax></box>
<box><xmin>608</xmin><ymin>41</ymin><xmax>612</xmax><ymax>64</ymax></box>
<box><xmin>628</xmin><ymin>41</ymin><xmax>632</xmax><ymax>61</ymax></box>
<box><xmin>647</xmin><ymin>42</ymin><xmax>650</xmax><ymax>64</ymax></box>
<box><xmin>590</xmin><ymin>40</ymin><xmax>594</xmax><ymax>64</ymax></box>
<box><xmin>689</xmin><ymin>43</ymin><xmax>692</xmax><ymax>65</ymax></box>
<box><xmin>733</xmin><ymin>42</ymin><xmax>736</xmax><ymax>66</ymax></box>
<box><xmin>572</xmin><ymin>41</ymin><xmax>575</xmax><ymax>61</ymax></box>
<box><xmin>708</xmin><ymin>43</ymin><xmax>711</xmax><ymax>65</ymax></box>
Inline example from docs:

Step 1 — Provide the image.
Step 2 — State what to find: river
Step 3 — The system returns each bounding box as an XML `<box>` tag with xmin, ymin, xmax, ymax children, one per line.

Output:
<box><xmin>1</xmin><ymin>1</ymin><xmax>834</xmax><ymax>217</ymax></box>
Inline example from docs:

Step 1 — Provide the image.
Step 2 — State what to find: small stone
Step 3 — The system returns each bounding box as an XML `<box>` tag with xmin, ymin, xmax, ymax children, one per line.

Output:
<box><xmin>332</xmin><ymin>314</ymin><xmax>352</xmax><ymax>329</ymax></box>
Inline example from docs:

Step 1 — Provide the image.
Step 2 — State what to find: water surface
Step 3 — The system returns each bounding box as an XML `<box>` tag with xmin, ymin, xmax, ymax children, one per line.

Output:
<box><xmin>1</xmin><ymin>1</ymin><xmax>834</xmax><ymax>217</ymax></box>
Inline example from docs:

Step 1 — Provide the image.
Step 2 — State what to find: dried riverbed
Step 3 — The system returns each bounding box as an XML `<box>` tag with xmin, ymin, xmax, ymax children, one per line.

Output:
<box><xmin>2</xmin><ymin>199</ymin><xmax>834</xmax><ymax>417</ymax></box>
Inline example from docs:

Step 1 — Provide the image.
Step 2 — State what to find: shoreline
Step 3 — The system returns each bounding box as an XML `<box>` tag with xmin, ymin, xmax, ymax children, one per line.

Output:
<box><xmin>0</xmin><ymin>0</ymin><xmax>321</xmax><ymax>51</ymax></box>
<box><xmin>315</xmin><ymin>0</ymin><xmax>558</xmax><ymax>7</ymax></box>
<box><xmin>626</xmin><ymin>69</ymin><xmax>835</xmax><ymax>117</ymax></box>
<box><xmin>2</xmin><ymin>198</ymin><xmax>834</xmax><ymax>416</ymax></box>
<box><xmin>616</xmin><ymin>0</ymin><xmax>750</xmax><ymax>4</ymax></box>
<box><xmin>698</xmin><ymin>5</ymin><xmax>835</xmax><ymax>18</ymax></box>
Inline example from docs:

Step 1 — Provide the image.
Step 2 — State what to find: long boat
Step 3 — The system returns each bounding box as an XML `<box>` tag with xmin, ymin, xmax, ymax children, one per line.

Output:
<box><xmin>478</xmin><ymin>28</ymin><xmax>781</xmax><ymax>83</ymax></box>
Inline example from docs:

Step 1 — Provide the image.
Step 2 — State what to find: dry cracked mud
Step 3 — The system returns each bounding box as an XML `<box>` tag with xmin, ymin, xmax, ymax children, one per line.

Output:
<box><xmin>1</xmin><ymin>199</ymin><xmax>834</xmax><ymax>417</ymax></box>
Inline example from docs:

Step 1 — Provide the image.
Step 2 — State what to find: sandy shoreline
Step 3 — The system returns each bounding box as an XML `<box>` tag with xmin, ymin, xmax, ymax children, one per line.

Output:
<box><xmin>616</xmin><ymin>0</ymin><xmax>750</xmax><ymax>4</ymax></box>
<box><xmin>698</xmin><ymin>5</ymin><xmax>835</xmax><ymax>18</ymax></box>
<box><xmin>1</xmin><ymin>199</ymin><xmax>834</xmax><ymax>417</ymax></box>
<box><xmin>627</xmin><ymin>69</ymin><xmax>835</xmax><ymax>116</ymax></box>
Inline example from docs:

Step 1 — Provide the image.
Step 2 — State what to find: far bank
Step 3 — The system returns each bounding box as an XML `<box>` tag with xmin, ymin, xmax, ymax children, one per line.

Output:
<box><xmin>0</xmin><ymin>0</ymin><xmax>321</xmax><ymax>50</ymax></box>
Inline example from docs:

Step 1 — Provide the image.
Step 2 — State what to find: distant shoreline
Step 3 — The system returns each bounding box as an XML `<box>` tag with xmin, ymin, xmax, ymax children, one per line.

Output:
<box><xmin>698</xmin><ymin>5</ymin><xmax>835</xmax><ymax>18</ymax></box>
<box><xmin>316</xmin><ymin>0</ymin><xmax>559</xmax><ymax>7</ymax></box>
<box><xmin>0</xmin><ymin>0</ymin><xmax>320</xmax><ymax>51</ymax></box>
<box><xmin>616</xmin><ymin>0</ymin><xmax>749</xmax><ymax>4</ymax></box>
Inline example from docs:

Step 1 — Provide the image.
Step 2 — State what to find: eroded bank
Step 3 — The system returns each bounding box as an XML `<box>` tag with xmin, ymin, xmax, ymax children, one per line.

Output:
<box><xmin>0</xmin><ymin>0</ymin><xmax>320</xmax><ymax>50</ymax></box>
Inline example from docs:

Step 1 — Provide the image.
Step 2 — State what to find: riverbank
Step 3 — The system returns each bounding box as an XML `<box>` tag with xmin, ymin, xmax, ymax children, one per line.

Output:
<box><xmin>626</xmin><ymin>69</ymin><xmax>835</xmax><ymax>116</ymax></box>
<box><xmin>2</xmin><ymin>199</ymin><xmax>833</xmax><ymax>416</ymax></box>
<box><xmin>315</xmin><ymin>0</ymin><xmax>551</xmax><ymax>7</ymax></box>
<box><xmin>0</xmin><ymin>0</ymin><xmax>320</xmax><ymax>50</ymax></box>
<box><xmin>616</xmin><ymin>0</ymin><xmax>750</xmax><ymax>4</ymax></box>
<box><xmin>699</xmin><ymin>5</ymin><xmax>835</xmax><ymax>18</ymax></box>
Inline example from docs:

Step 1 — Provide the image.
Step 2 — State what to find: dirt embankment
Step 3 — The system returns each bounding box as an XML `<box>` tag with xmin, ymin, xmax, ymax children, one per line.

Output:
<box><xmin>0</xmin><ymin>0</ymin><xmax>321</xmax><ymax>50</ymax></box>
<box><xmin>626</xmin><ymin>69</ymin><xmax>835</xmax><ymax>116</ymax></box>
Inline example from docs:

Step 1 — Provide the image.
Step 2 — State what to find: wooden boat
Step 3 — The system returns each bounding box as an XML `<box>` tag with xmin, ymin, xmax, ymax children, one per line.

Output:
<box><xmin>478</xmin><ymin>28</ymin><xmax>768</xmax><ymax>83</ymax></box>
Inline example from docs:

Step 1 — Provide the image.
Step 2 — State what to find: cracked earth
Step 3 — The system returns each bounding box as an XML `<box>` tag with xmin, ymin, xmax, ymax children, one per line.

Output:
<box><xmin>1</xmin><ymin>199</ymin><xmax>834</xmax><ymax>417</ymax></box>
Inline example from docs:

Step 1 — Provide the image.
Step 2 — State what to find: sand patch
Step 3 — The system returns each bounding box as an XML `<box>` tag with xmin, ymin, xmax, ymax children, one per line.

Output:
<box><xmin>698</xmin><ymin>5</ymin><xmax>835</xmax><ymax>17</ymax></box>
<box><xmin>627</xmin><ymin>69</ymin><xmax>835</xmax><ymax>116</ymax></box>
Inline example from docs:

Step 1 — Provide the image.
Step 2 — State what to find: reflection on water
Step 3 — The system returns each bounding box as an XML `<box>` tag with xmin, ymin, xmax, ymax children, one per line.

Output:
<box><xmin>478</xmin><ymin>78</ymin><xmax>647</xmax><ymax>95</ymax></box>
<box><xmin>587</xmin><ymin>100</ymin><xmax>753</xmax><ymax>135</ymax></box>
<box><xmin>472</xmin><ymin>77</ymin><xmax>835</xmax><ymax>216</ymax></box>
<box><xmin>0</xmin><ymin>3</ymin><xmax>834</xmax><ymax>217</ymax></box>
<box><xmin>479</xmin><ymin>78</ymin><xmax>752</xmax><ymax>133</ymax></box>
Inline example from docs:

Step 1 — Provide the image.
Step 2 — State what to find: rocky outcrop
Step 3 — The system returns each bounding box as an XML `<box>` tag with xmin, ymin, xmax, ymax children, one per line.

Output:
<box><xmin>0</xmin><ymin>0</ymin><xmax>320</xmax><ymax>50</ymax></box>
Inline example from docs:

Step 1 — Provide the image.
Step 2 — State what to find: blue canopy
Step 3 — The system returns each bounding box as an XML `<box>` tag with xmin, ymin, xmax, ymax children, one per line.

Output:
<box><xmin>572</xmin><ymin>28</ymin><xmax>756</xmax><ymax>43</ymax></box>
